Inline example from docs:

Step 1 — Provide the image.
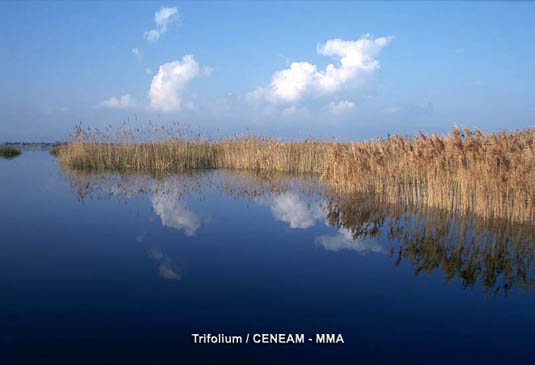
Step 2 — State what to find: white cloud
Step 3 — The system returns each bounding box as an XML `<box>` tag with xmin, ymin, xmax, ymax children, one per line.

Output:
<box><xmin>326</xmin><ymin>100</ymin><xmax>356</xmax><ymax>114</ymax></box>
<box><xmin>248</xmin><ymin>35</ymin><xmax>392</xmax><ymax>105</ymax></box>
<box><xmin>98</xmin><ymin>94</ymin><xmax>136</xmax><ymax>109</ymax></box>
<box><xmin>144</xmin><ymin>30</ymin><xmax>160</xmax><ymax>43</ymax></box>
<box><xmin>248</xmin><ymin>61</ymin><xmax>317</xmax><ymax>104</ymax></box>
<box><xmin>148</xmin><ymin>55</ymin><xmax>205</xmax><ymax>112</ymax></box>
<box><xmin>144</xmin><ymin>7</ymin><xmax>179</xmax><ymax>43</ymax></box>
<box><xmin>151</xmin><ymin>190</ymin><xmax>201</xmax><ymax>236</ymax></box>
<box><xmin>267</xmin><ymin>192</ymin><xmax>324</xmax><ymax>229</ymax></box>
<box><xmin>145</xmin><ymin>67</ymin><xmax>152</xmax><ymax>75</ymax></box>
<box><xmin>316</xmin><ymin>228</ymin><xmax>384</xmax><ymax>253</ymax></box>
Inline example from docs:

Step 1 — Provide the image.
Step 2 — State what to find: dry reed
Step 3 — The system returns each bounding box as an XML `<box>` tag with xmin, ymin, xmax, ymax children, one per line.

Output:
<box><xmin>56</xmin><ymin>124</ymin><xmax>535</xmax><ymax>223</ymax></box>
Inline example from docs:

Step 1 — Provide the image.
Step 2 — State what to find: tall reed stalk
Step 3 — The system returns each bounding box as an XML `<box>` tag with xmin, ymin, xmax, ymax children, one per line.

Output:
<box><xmin>55</xmin><ymin>125</ymin><xmax>535</xmax><ymax>223</ymax></box>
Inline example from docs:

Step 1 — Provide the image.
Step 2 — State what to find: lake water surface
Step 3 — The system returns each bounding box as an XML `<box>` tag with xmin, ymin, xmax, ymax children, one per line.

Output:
<box><xmin>2</xmin><ymin>149</ymin><xmax>535</xmax><ymax>364</ymax></box>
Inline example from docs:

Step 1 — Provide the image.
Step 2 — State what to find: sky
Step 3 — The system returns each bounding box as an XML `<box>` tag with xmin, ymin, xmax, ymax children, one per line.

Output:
<box><xmin>1</xmin><ymin>1</ymin><xmax>534</xmax><ymax>142</ymax></box>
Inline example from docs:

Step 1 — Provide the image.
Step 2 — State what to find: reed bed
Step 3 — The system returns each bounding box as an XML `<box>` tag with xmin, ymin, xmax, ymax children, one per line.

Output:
<box><xmin>0</xmin><ymin>146</ymin><xmax>21</xmax><ymax>159</ymax></box>
<box><xmin>56</xmin><ymin>125</ymin><xmax>329</xmax><ymax>174</ymax></box>
<box><xmin>56</xmin><ymin>125</ymin><xmax>535</xmax><ymax>223</ymax></box>
<box><xmin>49</xmin><ymin>145</ymin><xmax>62</xmax><ymax>156</ymax></box>
<box><xmin>323</xmin><ymin>127</ymin><xmax>535</xmax><ymax>223</ymax></box>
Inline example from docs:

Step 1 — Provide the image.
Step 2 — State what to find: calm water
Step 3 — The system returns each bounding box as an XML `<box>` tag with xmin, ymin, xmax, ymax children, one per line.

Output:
<box><xmin>2</xmin><ymin>149</ymin><xmax>535</xmax><ymax>364</ymax></box>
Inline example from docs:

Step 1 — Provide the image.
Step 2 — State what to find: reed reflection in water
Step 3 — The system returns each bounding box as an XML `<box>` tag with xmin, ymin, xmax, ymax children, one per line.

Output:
<box><xmin>62</xmin><ymin>167</ymin><xmax>535</xmax><ymax>295</ymax></box>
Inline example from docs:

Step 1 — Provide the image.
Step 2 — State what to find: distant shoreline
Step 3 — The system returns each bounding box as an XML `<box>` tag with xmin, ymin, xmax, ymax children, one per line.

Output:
<box><xmin>1</xmin><ymin>142</ymin><xmax>64</xmax><ymax>149</ymax></box>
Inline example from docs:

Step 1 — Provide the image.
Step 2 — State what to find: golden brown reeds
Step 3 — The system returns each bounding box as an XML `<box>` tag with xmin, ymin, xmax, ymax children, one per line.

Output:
<box><xmin>56</xmin><ymin>124</ymin><xmax>535</xmax><ymax>223</ymax></box>
<box><xmin>322</xmin><ymin>126</ymin><xmax>535</xmax><ymax>223</ymax></box>
<box><xmin>56</xmin><ymin>125</ymin><xmax>330</xmax><ymax>175</ymax></box>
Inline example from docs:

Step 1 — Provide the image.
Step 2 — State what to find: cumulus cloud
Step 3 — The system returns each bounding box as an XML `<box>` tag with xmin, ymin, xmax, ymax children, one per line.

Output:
<box><xmin>248</xmin><ymin>35</ymin><xmax>392</xmax><ymax>105</ymax></box>
<box><xmin>151</xmin><ymin>191</ymin><xmax>201</xmax><ymax>236</ymax></box>
<box><xmin>316</xmin><ymin>228</ymin><xmax>384</xmax><ymax>253</ymax></box>
<box><xmin>326</xmin><ymin>100</ymin><xmax>356</xmax><ymax>114</ymax></box>
<box><xmin>248</xmin><ymin>61</ymin><xmax>317</xmax><ymax>104</ymax></box>
<box><xmin>148</xmin><ymin>55</ymin><xmax>205</xmax><ymax>112</ymax></box>
<box><xmin>98</xmin><ymin>94</ymin><xmax>136</xmax><ymax>109</ymax></box>
<box><xmin>144</xmin><ymin>7</ymin><xmax>179</xmax><ymax>43</ymax></box>
<box><xmin>267</xmin><ymin>192</ymin><xmax>324</xmax><ymax>229</ymax></box>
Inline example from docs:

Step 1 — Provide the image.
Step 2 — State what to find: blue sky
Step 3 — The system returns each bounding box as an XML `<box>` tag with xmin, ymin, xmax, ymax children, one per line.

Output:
<box><xmin>1</xmin><ymin>1</ymin><xmax>534</xmax><ymax>142</ymax></box>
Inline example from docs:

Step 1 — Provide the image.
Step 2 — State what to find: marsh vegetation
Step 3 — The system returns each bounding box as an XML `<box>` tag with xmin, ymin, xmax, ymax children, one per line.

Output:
<box><xmin>54</xmin><ymin>124</ymin><xmax>535</xmax><ymax>294</ymax></box>
<box><xmin>55</xmin><ymin>125</ymin><xmax>535</xmax><ymax>224</ymax></box>
<box><xmin>0</xmin><ymin>146</ymin><xmax>21</xmax><ymax>159</ymax></box>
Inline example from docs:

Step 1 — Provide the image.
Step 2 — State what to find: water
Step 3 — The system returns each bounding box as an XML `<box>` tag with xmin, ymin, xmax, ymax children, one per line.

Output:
<box><xmin>2</xmin><ymin>149</ymin><xmax>535</xmax><ymax>364</ymax></box>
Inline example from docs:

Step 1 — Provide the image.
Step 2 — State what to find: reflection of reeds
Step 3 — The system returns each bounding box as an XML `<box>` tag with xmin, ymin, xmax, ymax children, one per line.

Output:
<box><xmin>56</xmin><ymin>125</ymin><xmax>535</xmax><ymax>223</ymax></box>
<box><xmin>62</xmin><ymin>168</ymin><xmax>535</xmax><ymax>295</ymax></box>
<box><xmin>62</xmin><ymin>167</ymin><xmax>322</xmax><ymax>204</ymax></box>
<box><xmin>325</xmin><ymin>189</ymin><xmax>535</xmax><ymax>295</ymax></box>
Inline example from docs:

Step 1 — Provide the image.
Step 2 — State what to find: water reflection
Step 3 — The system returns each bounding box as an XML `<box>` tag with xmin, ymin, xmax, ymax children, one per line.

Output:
<box><xmin>325</xmin><ymin>190</ymin><xmax>535</xmax><ymax>294</ymax></box>
<box><xmin>316</xmin><ymin>228</ymin><xmax>384</xmax><ymax>253</ymax></box>
<box><xmin>62</xmin><ymin>168</ymin><xmax>535</xmax><ymax>295</ymax></box>
<box><xmin>258</xmin><ymin>192</ymin><xmax>324</xmax><ymax>229</ymax></box>
<box><xmin>147</xmin><ymin>246</ymin><xmax>181</xmax><ymax>280</ymax></box>
<box><xmin>152</xmin><ymin>188</ymin><xmax>202</xmax><ymax>236</ymax></box>
<box><xmin>136</xmin><ymin>234</ymin><xmax>181</xmax><ymax>280</ymax></box>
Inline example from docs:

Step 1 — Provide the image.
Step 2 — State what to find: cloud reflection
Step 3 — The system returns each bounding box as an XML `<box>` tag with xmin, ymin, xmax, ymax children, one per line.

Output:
<box><xmin>151</xmin><ymin>191</ymin><xmax>201</xmax><ymax>236</ymax></box>
<box><xmin>147</xmin><ymin>246</ymin><xmax>181</xmax><ymax>280</ymax></box>
<box><xmin>316</xmin><ymin>228</ymin><xmax>384</xmax><ymax>254</ymax></box>
<box><xmin>267</xmin><ymin>192</ymin><xmax>324</xmax><ymax>229</ymax></box>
